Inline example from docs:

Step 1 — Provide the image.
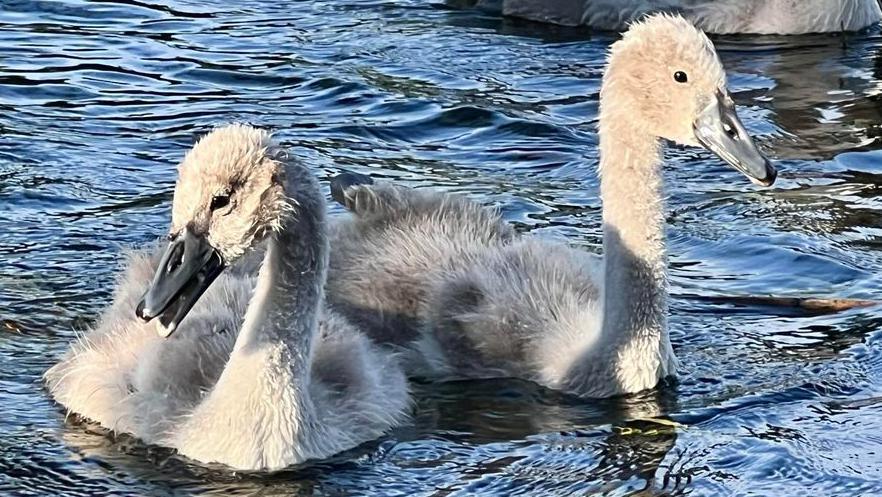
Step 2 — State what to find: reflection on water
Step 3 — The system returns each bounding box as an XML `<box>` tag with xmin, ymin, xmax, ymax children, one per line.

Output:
<box><xmin>2</xmin><ymin>1</ymin><xmax>882</xmax><ymax>495</ymax></box>
<box><xmin>719</xmin><ymin>35</ymin><xmax>882</xmax><ymax>161</ymax></box>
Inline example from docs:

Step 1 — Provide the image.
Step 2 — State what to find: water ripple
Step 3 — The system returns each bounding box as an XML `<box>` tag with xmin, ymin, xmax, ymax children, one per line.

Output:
<box><xmin>2</xmin><ymin>0</ymin><xmax>882</xmax><ymax>495</ymax></box>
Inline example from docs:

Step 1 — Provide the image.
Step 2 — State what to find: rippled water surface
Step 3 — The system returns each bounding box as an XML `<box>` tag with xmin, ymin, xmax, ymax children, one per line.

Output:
<box><xmin>3</xmin><ymin>1</ymin><xmax>882</xmax><ymax>495</ymax></box>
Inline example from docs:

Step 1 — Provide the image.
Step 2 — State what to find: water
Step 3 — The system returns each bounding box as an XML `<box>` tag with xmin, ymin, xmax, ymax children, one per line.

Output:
<box><xmin>2</xmin><ymin>1</ymin><xmax>882</xmax><ymax>495</ymax></box>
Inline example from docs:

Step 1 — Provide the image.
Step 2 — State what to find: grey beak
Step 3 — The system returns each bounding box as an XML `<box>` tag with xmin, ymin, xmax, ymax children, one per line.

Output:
<box><xmin>135</xmin><ymin>227</ymin><xmax>225</xmax><ymax>337</ymax></box>
<box><xmin>694</xmin><ymin>90</ymin><xmax>777</xmax><ymax>187</ymax></box>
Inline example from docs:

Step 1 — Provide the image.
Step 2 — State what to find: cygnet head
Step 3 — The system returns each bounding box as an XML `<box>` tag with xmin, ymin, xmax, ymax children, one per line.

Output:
<box><xmin>602</xmin><ymin>14</ymin><xmax>776</xmax><ymax>186</ymax></box>
<box><xmin>136</xmin><ymin>124</ymin><xmax>291</xmax><ymax>336</ymax></box>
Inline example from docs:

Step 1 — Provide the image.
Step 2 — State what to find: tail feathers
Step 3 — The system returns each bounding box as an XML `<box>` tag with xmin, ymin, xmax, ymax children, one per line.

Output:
<box><xmin>330</xmin><ymin>171</ymin><xmax>374</xmax><ymax>211</ymax></box>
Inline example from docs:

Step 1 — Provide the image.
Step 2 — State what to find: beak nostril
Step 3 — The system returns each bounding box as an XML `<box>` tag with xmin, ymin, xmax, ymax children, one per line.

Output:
<box><xmin>723</xmin><ymin>122</ymin><xmax>738</xmax><ymax>140</ymax></box>
<box><xmin>166</xmin><ymin>242</ymin><xmax>184</xmax><ymax>274</ymax></box>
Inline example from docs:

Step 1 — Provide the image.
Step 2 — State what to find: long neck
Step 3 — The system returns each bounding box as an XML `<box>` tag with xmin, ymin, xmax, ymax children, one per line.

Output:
<box><xmin>177</xmin><ymin>163</ymin><xmax>329</xmax><ymax>467</ymax></box>
<box><xmin>556</xmin><ymin>89</ymin><xmax>675</xmax><ymax>397</ymax></box>
<box><xmin>596</xmin><ymin>85</ymin><xmax>671</xmax><ymax>380</ymax></box>
<box><xmin>233</xmin><ymin>164</ymin><xmax>328</xmax><ymax>377</ymax></box>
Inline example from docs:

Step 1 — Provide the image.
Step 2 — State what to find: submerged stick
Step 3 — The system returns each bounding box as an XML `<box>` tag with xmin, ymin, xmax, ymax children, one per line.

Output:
<box><xmin>679</xmin><ymin>294</ymin><xmax>880</xmax><ymax>314</ymax></box>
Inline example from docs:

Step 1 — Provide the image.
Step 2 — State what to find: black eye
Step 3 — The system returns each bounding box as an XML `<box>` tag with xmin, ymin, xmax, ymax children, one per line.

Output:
<box><xmin>210</xmin><ymin>194</ymin><xmax>230</xmax><ymax>211</ymax></box>
<box><xmin>674</xmin><ymin>71</ymin><xmax>688</xmax><ymax>83</ymax></box>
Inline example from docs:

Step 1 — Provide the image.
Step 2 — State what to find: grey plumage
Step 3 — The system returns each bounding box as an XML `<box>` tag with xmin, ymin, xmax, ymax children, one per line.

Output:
<box><xmin>327</xmin><ymin>180</ymin><xmax>516</xmax><ymax>350</ymax></box>
<box><xmin>327</xmin><ymin>181</ymin><xmax>626</xmax><ymax>394</ymax></box>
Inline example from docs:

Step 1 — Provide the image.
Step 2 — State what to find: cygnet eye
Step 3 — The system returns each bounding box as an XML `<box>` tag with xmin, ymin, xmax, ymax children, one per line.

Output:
<box><xmin>210</xmin><ymin>194</ymin><xmax>231</xmax><ymax>211</ymax></box>
<box><xmin>674</xmin><ymin>71</ymin><xmax>688</xmax><ymax>83</ymax></box>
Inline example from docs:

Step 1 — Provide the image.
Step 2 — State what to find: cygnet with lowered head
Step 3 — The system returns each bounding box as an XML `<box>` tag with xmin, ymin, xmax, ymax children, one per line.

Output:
<box><xmin>326</xmin><ymin>14</ymin><xmax>776</xmax><ymax>398</ymax></box>
<box><xmin>47</xmin><ymin>125</ymin><xmax>410</xmax><ymax>471</ymax></box>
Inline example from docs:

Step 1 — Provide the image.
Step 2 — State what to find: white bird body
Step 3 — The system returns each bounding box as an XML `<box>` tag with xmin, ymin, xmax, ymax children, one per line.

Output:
<box><xmin>45</xmin><ymin>248</ymin><xmax>250</xmax><ymax>437</ymax></box>
<box><xmin>495</xmin><ymin>0</ymin><xmax>882</xmax><ymax>34</ymax></box>
<box><xmin>46</xmin><ymin>126</ymin><xmax>410</xmax><ymax>471</ymax></box>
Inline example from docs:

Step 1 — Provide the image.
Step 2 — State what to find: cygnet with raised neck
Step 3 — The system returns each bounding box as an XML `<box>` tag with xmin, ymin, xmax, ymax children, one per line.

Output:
<box><xmin>326</xmin><ymin>14</ymin><xmax>777</xmax><ymax>398</ymax></box>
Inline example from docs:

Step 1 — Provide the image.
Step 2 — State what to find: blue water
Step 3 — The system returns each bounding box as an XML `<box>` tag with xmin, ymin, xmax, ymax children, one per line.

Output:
<box><xmin>2</xmin><ymin>1</ymin><xmax>882</xmax><ymax>495</ymax></box>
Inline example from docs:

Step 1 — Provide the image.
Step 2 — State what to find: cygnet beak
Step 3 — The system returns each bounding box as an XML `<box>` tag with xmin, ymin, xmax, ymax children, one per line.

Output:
<box><xmin>693</xmin><ymin>90</ymin><xmax>776</xmax><ymax>187</ymax></box>
<box><xmin>135</xmin><ymin>227</ymin><xmax>226</xmax><ymax>337</ymax></box>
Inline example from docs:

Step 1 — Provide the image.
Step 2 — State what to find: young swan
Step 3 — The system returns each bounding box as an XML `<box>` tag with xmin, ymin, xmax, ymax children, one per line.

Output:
<box><xmin>46</xmin><ymin>125</ymin><xmax>410</xmax><ymax>471</ymax></box>
<box><xmin>327</xmin><ymin>14</ymin><xmax>776</xmax><ymax>398</ymax></box>
<box><xmin>496</xmin><ymin>0</ymin><xmax>882</xmax><ymax>35</ymax></box>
